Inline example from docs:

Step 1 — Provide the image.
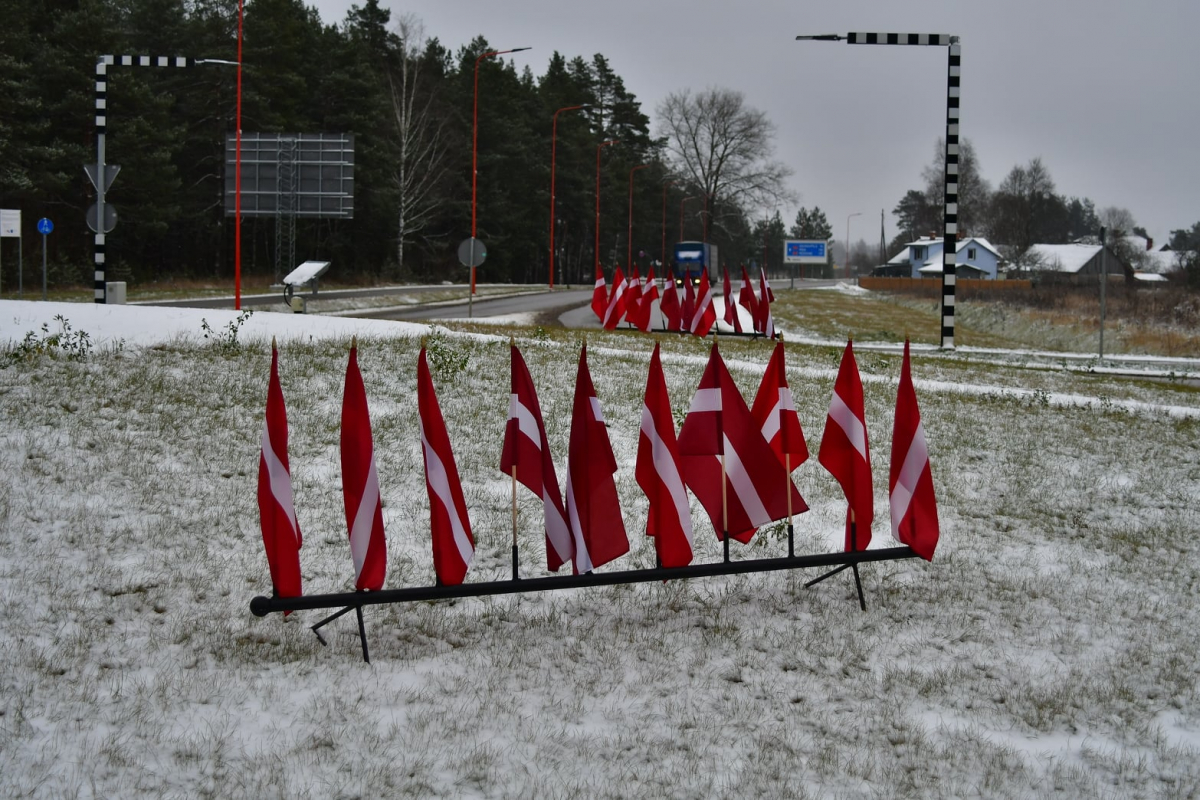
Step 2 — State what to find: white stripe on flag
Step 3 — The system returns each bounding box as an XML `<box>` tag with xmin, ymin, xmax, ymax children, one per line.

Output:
<box><xmin>829</xmin><ymin>391</ymin><xmax>868</xmax><ymax>460</ymax></box>
<box><xmin>720</xmin><ymin>434</ymin><xmax>771</xmax><ymax>527</ymax></box>
<box><xmin>590</xmin><ymin>396</ymin><xmax>605</xmax><ymax>423</ymax></box>
<box><xmin>760</xmin><ymin>387</ymin><xmax>795</xmax><ymax>446</ymax></box>
<box><xmin>508</xmin><ymin>394</ymin><xmax>542</xmax><ymax>449</ymax></box>
<box><xmin>261</xmin><ymin>427</ymin><xmax>299</xmax><ymax>540</ymax></box>
<box><xmin>641</xmin><ymin>405</ymin><xmax>693</xmax><ymax>546</ymax></box>
<box><xmin>690</xmin><ymin>288</ymin><xmax>712</xmax><ymax>332</ymax></box>
<box><xmin>543</xmin><ymin>487</ymin><xmax>574</xmax><ymax>565</ymax></box>
<box><xmin>689</xmin><ymin>387</ymin><xmax>722</xmax><ymax>414</ymax></box>
<box><xmin>348</xmin><ymin>456</ymin><xmax>380</xmax><ymax>580</ymax></box>
<box><xmin>420</xmin><ymin>421</ymin><xmax>475</xmax><ymax>567</ymax></box>
<box><xmin>890</xmin><ymin>421</ymin><xmax>929</xmax><ymax>542</ymax></box>
<box><xmin>565</xmin><ymin>473</ymin><xmax>594</xmax><ymax>573</ymax></box>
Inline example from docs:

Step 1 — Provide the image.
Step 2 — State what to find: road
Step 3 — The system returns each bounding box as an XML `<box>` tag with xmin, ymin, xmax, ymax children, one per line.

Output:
<box><xmin>136</xmin><ymin>284</ymin><xmax>499</xmax><ymax>310</ymax></box>
<box><xmin>353</xmin><ymin>289</ymin><xmax>594</xmax><ymax>321</ymax></box>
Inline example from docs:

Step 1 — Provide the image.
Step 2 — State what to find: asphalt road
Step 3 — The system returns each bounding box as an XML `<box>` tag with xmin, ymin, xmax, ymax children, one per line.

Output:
<box><xmin>353</xmin><ymin>288</ymin><xmax>594</xmax><ymax>321</ymax></box>
<box><xmin>137</xmin><ymin>284</ymin><xmax>486</xmax><ymax>310</ymax></box>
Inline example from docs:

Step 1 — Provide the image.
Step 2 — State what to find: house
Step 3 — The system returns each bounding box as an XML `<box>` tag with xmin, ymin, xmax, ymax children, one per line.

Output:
<box><xmin>1024</xmin><ymin>243</ymin><xmax>1127</xmax><ymax>281</ymax></box>
<box><xmin>876</xmin><ymin>236</ymin><xmax>1004</xmax><ymax>279</ymax></box>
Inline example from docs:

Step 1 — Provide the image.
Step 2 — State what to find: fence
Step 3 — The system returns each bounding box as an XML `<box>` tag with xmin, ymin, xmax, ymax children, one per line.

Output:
<box><xmin>858</xmin><ymin>277</ymin><xmax>1031</xmax><ymax>296</ymax></box>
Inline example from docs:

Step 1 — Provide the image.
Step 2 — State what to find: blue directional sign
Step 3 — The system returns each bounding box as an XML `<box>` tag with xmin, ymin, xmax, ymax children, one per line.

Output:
<box><xmin>784</xmin><ymin>239</ymin><xmax>827</xmax><ymax>264</ymax></box>
<box><xmin>37</xmin><ymin>218</ymin><xmax>53</xmax><ymax>235</ymax></box>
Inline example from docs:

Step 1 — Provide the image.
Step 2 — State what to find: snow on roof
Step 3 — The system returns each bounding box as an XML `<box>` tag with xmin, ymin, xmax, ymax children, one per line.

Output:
<box><xmin>956</xmin><ymin>237</ymin><xmax>1002</xmax><ymax>259</ymax></box>
<box><xmin>1134</xmin><ymin>272</ymin><xmax>1169</xmax><ymax>282</ymax></box>
<box><xmin>282</xmin><ymin>260</ymin><xmax>331</xmax><ymax>286</ymax></box>
<box><xmin>1141</xmin><ymin>249</ymin><xmax>1188</xmax><ymax>274</ymax></box>
<box><xmin>1028</xmin><ymin>243</ymin><xmax>1102</xmax><ymax>273</ymax></box>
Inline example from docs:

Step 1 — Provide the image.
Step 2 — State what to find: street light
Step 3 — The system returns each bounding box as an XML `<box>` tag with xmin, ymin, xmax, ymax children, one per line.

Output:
<box><xmin>594</xmin><ymin>139</ymin><xmax>618</xmax><ymax>276</ymax></box>
<box><xmin>549</xmin><ymin>103</ymin><xmax>589</xmax><ymax>289</ymax></box>
<box><xmin>661</xmin><ymin>180</ymin><xmax>680</xmax><ymax>271</ymax></box>
<box><xmin>627</xmin><ymin>164</ymin><xmax>650</xmax><ymax>270</ymax></box>
<box><xmin>845</xmin><ymin>211</ymin><xmax>862</xmax><ymax>279</ymax></box>
<box><xmin>471</xmin><ymin>46</ymin><xmax>530</xmax><ymax>293</ymax></box>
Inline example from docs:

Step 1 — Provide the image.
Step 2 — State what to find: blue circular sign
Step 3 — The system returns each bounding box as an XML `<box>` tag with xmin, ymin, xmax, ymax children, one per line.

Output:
<box><xmin>37</xmin><ymin>218</ymin><xmax>53</xmax><ymax>235</ymax></box>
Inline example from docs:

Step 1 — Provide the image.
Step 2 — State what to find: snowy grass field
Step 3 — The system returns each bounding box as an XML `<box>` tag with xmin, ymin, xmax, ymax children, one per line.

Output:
<box><xmin>2</xmin><ymin>300</ymin><xmax>1200</xmax><ymax>798</ymax></box>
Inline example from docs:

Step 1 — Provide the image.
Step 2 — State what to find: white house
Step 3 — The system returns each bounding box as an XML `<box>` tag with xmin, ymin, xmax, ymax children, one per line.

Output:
<box><xmin>1024</xmin><ymin>243</ymin><xmax>1126</xmax><ymax>280</ymax></box>
<box><xmin>881</xmin><ymin>236</ymin><xmax>1004</xmax><ymax>279</ymax></box>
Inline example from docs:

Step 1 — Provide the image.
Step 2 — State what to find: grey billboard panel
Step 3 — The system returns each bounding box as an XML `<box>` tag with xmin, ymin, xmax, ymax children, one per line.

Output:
<box><xmin>224</xmin><ymin>133</ymin><xmax>354</xmax><ymax>218</ymax></box>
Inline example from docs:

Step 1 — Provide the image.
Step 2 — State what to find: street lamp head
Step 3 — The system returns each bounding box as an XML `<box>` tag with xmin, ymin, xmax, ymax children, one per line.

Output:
<box><xmin>195</xmin><ymin>58</ymin><xmax>239</xmax><ymax>66</ymax></box>
<box><xmin>511</xmin><ymin>47</ymin><xmax>532</xmax><ymax>53</ymax></box>
<box><xmin>795</xmin><ymin>34</ymin><xmax>844</xmax><ymax>41</ymax></box>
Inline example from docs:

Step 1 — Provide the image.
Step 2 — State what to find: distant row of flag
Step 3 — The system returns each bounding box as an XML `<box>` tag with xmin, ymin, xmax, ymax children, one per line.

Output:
<box><xmin>593</xmin><ymin>264</ymin><xmax>777</xmax><ymax>338</ymax></box>
<box><xmin>257</xmin><ymin>336</ymin><xmax>939</xmax><ymax>609</ymax></box>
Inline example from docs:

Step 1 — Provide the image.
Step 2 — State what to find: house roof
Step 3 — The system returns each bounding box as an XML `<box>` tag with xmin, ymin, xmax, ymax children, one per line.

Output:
<box><xmin>957</xmin><ymin>237</ymin><xmax>1002</xmax><ymax>259</ymax></box>
<box><xmin>1134</xmin><ymin>272</ymin><xmax>1169</xmax><ymax>282</ymax></box>
<box><xmin>890</xmin><ymin>236</ymin><xmax>1001</xmax><ymax>266</ymax></box>
<box><xmin>1027</xmin><ymin>243</ymin><xmax>1103</xmax><ymax>273</ymax></box>
<box><xmin>1141</xmin><ymin>249</ymin><xmax>1190</xmax><ymax>274</ymax></box>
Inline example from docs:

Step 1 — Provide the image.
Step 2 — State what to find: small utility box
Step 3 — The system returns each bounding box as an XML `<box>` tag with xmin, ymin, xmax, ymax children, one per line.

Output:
<box><xmin>105</xmin><ymin>281</ymin><xmax>127</xmax><ymax>304</ymax></box>
<box><xmin>281</xmin><ymin>260</ymin><xmax>331</xmax><ymax>305</ymax></box>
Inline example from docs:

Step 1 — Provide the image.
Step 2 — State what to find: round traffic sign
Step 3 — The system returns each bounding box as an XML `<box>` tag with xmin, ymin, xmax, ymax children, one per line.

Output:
<box><xmin>37</xmin><ymin>218</ymin><xmax>53</xmax><ymax>235</ymax></box>
<box><xmin>457</xmin><ymin>237</ymin><xmax>486</xmax><ymax>268</ymax></box>
<box><xmin>86</xmin><ymin>204</ymin><xmax>117</xmax><ymax>234</ymax></box>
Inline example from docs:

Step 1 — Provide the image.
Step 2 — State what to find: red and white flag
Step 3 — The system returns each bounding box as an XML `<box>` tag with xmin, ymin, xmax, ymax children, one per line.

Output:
<box><xmin>722</xmin><ymin>265</ymin><xmax>743</xmax><ymax>333</ymax></box>
<box><xmin>890</xmin><ymin>340</ymin><xmax>939</xmax><ymax>561</ymax></box>
<box><xmin>341</xmin><ymin>343</ymin><xmax>387</xmax><ymax>591</ymax></box>
<box><xmin>636</xmin><ymin>343</ymin><xmax>694</xmax><ymax>568</ymax></box>
<box><xmin>682</xmin><ymin>275</ymin><xmax>697</xmax><ymax>332</ymax></box>
<box><xmin>760</xmin><ymin>266</ymin><xmax>776</xmax><ymax>303</ymax></box>
<box><xmin>417</xmin><ymin>347</ymin><xmax>475</xmax><ymax>585</ymax></box>
<box><xmin>677</xmin><ymin>342</ymin><xmax>807</xmax><ymax>543</ymax></box>
<box><xmin>565</xmin><ymin>343</ymin><xmax>629</xmax><ymax>572</ymax></box>
<box><xmin>690</xmin><ymin>270</ymin><xmax>716</xmax><ymax>337</ymax></box>
<box><xmin>757</xmin><ymin>267</ymin><xmax>775</xmax><ymax>339</ymax></box>
<box><xmin>818</xmin><ymin>340</ymin><xmax>874</xmax><ymax>551</ymax></box>
<box><xmin>625</xmin><ymin>266</ymin><xmax>643</xmax><ymax>328</ymax></box>
<box><xmin>659</xmin><ymin>280</ymin><xmax>682</xmax><ymax>332</ymax></box>
<box><xmin>602</xmin><ymin>266</ymin><xmax>629</xmax><ymax>330</ymax></box>
<box><xmin>591</xmin><ymin>264</ymin><xmax>608</xmax><ymax>321</ymax></box>
<box><xmin>739</xmin><ymin>264</ymin><xmax>760</xmax><ymax>333</ymax></box>
<box><xmin>750</xmin><ymin>340</ymin><xmax>808</xmax><ymax>470</ymax></box>
<box><xmin>500</xmin><ymin>344</ymin><xmax>573</xmax><ymax>572</ymax></box>
<box><xmin>633</xmin><ymin>267</ymin><xmax>660</xmax><ymax>333</ymax></box>
<box><xmin>257</xmin><ymin>342</ymin><xmax>302</xmax><ymax>609</ymax></box>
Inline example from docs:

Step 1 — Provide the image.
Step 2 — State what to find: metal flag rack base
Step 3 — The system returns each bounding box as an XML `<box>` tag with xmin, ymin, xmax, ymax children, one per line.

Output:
<box><xmin>254</xmin><ymin>544</ymin><xmax>918</xmax><ymax>662</ymax></box>
<box><xmin>803</xmin><ymin>520</ymin><xmax>868</xmax><ymax>611</ymax></box>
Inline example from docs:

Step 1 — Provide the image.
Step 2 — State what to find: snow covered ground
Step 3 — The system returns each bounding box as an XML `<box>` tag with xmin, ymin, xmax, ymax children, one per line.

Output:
<box><xmin>2</xmin><ymin>300</ymin><xmax>1199</xmax><ymax>797</ymax></box>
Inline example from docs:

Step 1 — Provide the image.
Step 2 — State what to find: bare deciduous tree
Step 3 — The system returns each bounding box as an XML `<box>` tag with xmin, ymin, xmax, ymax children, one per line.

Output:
<box><xmin>656</xmin><ymin>87</ymin><xmax>795</xmax><ymax>236</ymax></box>
<box><xmin>389</xmin><ymin>14</ymin><xmax>449</xmax><ymax>271</ymax></box>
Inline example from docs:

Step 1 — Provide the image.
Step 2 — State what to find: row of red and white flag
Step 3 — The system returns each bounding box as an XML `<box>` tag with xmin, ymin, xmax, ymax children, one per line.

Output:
<box><xmin>258</xmin><ymin>336</ymin><xmax>939</xmax><ymax>606</ymax></box>
<box><xmin>593</xmin><ymin>263</ymin><xmax>776</xmax><ymax>339</ymax></box>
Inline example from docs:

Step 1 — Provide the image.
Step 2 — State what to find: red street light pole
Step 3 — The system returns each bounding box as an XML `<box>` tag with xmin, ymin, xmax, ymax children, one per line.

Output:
<box><xmin>661</xmin><ymin>180</ymin><xmax>679</xmax><ymax>270</ymax></box>
<box><xmin>627</xmin><ymin>164</ymin><xmax>650</xmax><ymax>271</ymax></box>
<box><xmin>549</xmin><ymin>103</ymin><xmax>589</xmax><ymax>289</ymax></box>
<box><xmin>595</xmin><ymin>139</ymin><xmax>618</xmax><ymax>276</ymax></box>
<box><xmin>471</xmin><ymin>46</ymin><xmax>530</xmax><ymax>294</ymax></box>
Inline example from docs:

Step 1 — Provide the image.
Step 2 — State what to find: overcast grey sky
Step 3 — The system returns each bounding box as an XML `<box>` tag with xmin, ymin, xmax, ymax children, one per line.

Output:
<box><xmin>310</xmin><ymin>0</ymin><xmax>1198</xmax><ymax>250</ymax></box>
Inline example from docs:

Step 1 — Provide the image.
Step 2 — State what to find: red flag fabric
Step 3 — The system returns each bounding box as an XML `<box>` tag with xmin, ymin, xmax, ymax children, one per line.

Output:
<box><xmin>591</xmin><ymin>264</ymin><xmax>608</xmax><ymax>321</ymax></box>
<box><xmin>258</xmin><ymin>344</ymin><xmax>302</xmax><ymax>610</ymax></box>
<box><xmin>757</xmin><ymin>267</ymin><xmax>775</xmax><ymax>339</ymax></box>
<box><xmin>889</xmin><ymin>340</ymin><xmax>940</xmax><ymax>561</ymax></box>
<box><xmin>565</xmin><ymin>343</ymin><xmax>629</xmax><ymax>572</ymax></box>
<box><xmin>659</xmin><ymin>280</ymin><xmax>682</xmax><ymax>332</ymax></box>
<box><xmin>633</xmin><ymin>267</ymin><xmax>659</xmax><ymax>332</ymax></box>
<box><xmin>341</xmin><ymin>344</ymin><xmax>387</xmax><ymax>591</ymax></box>
<box><xmin>682</xmin><ymin>276</ymin><xmax>696</xmax><ymax>332</ymax></box>
<box><xmin>722</xmin><ymin>265</ymin><xmax>742</xmax><ymax>332</ymax></box>
<box><xmin>602</xmin><ymin>266</ymin><xmax>629</xmax><ymax>330</ymax></box>
<box><xmin>500</xmin><ymin>344</ymin><xmax>573</xmax><ymax>572</ymax></box>
<box><xmin>636</xmin><ymin>343</ymin><xmax>694</xmax><ymax>568</ymax></box>
<box><xmin>760</xmin><ymin>266</ymin><xmax>776</xmax><ymax>303</ymax></box>
<box><xmin>750</xmin><ymin>340</ymin><xmax>809</xmax><ymax>470</ymax></box>
<box><xmin>677</xmin><ymin>342</ymin><xmax>807</xmax><ymax>543</ymax></box>
<box><xmin>739</xmin><ymin>264</ymin><xmax>760</xmax><ymax>333</ymax></box>
<box><xmin>690</xmin><ymin>270</ymin><xmax>717</xmax><ymax>337</ymax></box>
<box><xmin>626</xmin><ymin>266</ymin><xmax>643</xmax><ymax>328</ymax></box>
<box><xmin>818</xmin><ymin>340</ymin><xmax>874</xmax><ymax>551</ymax></box>
<box><xmin>417</xmin><ymin>347</ymin><xmax>475</xmax><ymax>585</ymax></box>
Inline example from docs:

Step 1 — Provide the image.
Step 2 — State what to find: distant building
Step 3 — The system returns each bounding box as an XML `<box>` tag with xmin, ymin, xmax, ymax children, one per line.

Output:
<box><xmin>1024</xmin><ymin>243</ymin><xmax>1126</xmax><ymax>282</ymax></box>
<box><xmin>875</xmin><ymin>236</ymin><xmax>1003</xmax><ymax>279</ymax></box>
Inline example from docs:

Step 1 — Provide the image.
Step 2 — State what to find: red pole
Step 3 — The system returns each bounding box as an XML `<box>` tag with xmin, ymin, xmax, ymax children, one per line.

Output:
<box><xmin>595</xmin><ymin>139</ymin><xmax>618</xmax><ymax>276</ymax></box>
<box><xmin>549</xmin><ymin>104</ymin><xmax>588</xmax><ymax>289</ymax></box>
<box><xmin>472</xmin><ymin>47</ymin><xmax>529</xmax><ymax>292</ymax></box>
<box><xmin>234</xmin><ymin>0</ymin><xmax>243</xmax><ymax>310</ymax></box>
<box><xmin>627</xmin><ymin>164</ymin><xmax>649</xmax><ymax>272</ymax></box>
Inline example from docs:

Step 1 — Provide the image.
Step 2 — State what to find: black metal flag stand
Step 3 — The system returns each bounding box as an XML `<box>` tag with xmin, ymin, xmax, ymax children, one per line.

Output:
<box><xmin>804</xmin><ymin>516</ymin><xmax>868</xmax><ymax>612</ymax></box>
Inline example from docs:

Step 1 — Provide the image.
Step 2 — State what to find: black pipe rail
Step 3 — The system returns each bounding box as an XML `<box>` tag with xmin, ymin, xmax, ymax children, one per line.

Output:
<box><xmin>250</xmin><ymin>545</ymin><xmax>917</xmax><ymax>617</ymax></box>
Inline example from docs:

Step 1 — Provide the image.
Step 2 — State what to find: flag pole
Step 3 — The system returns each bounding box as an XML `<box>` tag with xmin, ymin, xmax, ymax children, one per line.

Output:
<box><xmin>721</xmin><ymin>452</ymin><xmax>729</xmax><ymax>563</ymax></box>
<box><xmin>850</xmin><ymin>510</ymin><xmax>866</xmax><ymax>611</ymax></box>
<box><xmin>781</xmin><ymin>332</ymin><xmax>794</xmax><ymax>558</ymax></box>
<box><xmin>511</xmin><ymin>465</ymin><xmax>519</xmax><ymax>581</ymax></box>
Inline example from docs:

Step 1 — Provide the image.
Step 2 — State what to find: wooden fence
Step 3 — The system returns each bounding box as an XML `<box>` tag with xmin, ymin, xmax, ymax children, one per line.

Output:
<box><xmin>858</xmin><ymin>277</ymin><xmax>1032</xmax><ymax>295</ymax></box>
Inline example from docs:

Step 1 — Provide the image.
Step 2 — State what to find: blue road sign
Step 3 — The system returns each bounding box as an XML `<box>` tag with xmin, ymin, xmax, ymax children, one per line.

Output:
<box><xmin>37</xmin><ymin>218</ymin><xmax>53</xmax><ymax>235</ymax></box>
<box><xmin>787</xmin><ymin>241</ymin><xmax>825</xmax><ymax>258</ymax></box>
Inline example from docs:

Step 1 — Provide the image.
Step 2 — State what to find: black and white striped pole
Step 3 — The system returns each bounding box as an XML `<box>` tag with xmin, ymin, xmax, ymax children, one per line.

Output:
<box><xmin>92</xmin><ymin>55</ymin><xmax>236</xmax><ymax>303</ymax></box>
<box><xmin>795</xmin><ymin>33</ymin><xmax>961</xmax><ymax>349</ymax></box>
